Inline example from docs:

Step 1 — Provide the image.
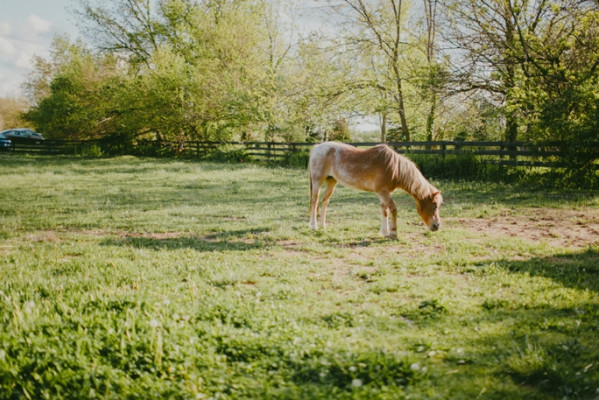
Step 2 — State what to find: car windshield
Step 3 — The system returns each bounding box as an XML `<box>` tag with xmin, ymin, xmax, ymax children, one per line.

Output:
<box><xmin>2</xmin><ymin>129</ymin><xmax>38</xmax><ymax>137</ymax></box>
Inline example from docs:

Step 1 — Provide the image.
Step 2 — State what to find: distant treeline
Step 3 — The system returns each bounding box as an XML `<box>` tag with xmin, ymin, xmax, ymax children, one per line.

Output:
<box><xmin>15</xmin><ymin>0</ymin><xmax>599</xmax><ymax>177</ymax></box>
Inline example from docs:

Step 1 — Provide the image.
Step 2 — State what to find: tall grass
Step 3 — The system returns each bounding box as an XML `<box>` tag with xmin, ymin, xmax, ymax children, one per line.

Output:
<box><xmin>0</xmin><ymin>155</ymin><xmax>597</xmax><ymax>399</ymax></box>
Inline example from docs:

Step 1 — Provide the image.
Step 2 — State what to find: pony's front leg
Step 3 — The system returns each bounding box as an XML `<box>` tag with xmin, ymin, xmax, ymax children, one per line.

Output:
<box><xmin>377</xmin><ymin>191</ymin><xmax>398</xmax><ymax>239</ymax></box>
<box><xmin>380</xmin><ymin>203</ymin><xmax>389</xmax><ymax>236</ymax></box>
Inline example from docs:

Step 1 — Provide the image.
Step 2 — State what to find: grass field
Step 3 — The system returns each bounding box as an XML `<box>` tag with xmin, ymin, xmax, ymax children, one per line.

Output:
<box><xmin>0</xmin><ymin>155</ymin><xmax>598</xmax><ymax>399</ymax></box>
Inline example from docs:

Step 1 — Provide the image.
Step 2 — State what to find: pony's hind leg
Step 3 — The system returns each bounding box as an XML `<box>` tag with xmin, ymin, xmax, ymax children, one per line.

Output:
<box><xmin>319</xmin><ymin>177</ymin><xmax>337</xmax><ymax>229</ymax></box>
<box><xmin>309</xmin><ymin>177</ymin><xmax>322</xmax><ymax>230</ymax></box>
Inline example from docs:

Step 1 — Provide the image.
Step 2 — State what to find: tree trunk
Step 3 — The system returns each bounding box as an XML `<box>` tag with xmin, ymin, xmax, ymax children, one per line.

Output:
<box><xmin>426</xmin><ymin>91</ymin><xmax>437</xmax><ymax>142</ymax></box>
<box><xmin>393</xmin><ymin>65</ymin><xmax>410</xmax><ymax>141</ymax></box>
<box><xmin>423</xmin><ymin>0</ymin><xmax>438</xmax><ymax>144</ymax></box>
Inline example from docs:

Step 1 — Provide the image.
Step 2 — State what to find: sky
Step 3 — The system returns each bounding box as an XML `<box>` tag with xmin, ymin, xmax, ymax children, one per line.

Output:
<box><xmin>0</xmin><ymin>0</ymin><xmax>79</xmax><ymax>97</ymax></box>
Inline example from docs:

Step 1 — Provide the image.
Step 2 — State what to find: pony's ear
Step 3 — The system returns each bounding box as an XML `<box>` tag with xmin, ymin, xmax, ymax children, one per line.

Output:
<box><xmin>433</xmin><ymin>191</ymin><xmax>443</xmax><ymax>204</ymax></box>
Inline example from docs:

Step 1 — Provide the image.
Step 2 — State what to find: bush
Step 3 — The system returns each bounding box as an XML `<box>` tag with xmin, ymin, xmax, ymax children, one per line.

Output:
<box><xmin>80</xmin><ymin>144</ymin><xmax>104</xmax><ymax>157</ymax></box>
<box><xmin>283</xmin><ymin>150</ymin><xmax>310</xmax><ymax>168</ymax></box>
<box><xmin>132</xmin><ymin>140</ymin><xmax>176</xmax><ymax>157</ymax></box>
<box><xmin>528</xmin><ymin>84</ymin><xmax>599</xmax><ymax>185</ymax></box>
<box><xmin>408</xmin><ymin>153</ymin><xmax>498</xmax><ymax>181</ymax></box>
<box><xmin>205</xmin><ymin>147</ymin><xmax>249</xmax><ymax>163</ymax></box>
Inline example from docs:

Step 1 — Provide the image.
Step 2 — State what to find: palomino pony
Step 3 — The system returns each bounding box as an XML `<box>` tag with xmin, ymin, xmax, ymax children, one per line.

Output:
<box><xmin>309</xmin><ymin>142</ymin><xmax>443</xmax><ymax>238</ymax></box>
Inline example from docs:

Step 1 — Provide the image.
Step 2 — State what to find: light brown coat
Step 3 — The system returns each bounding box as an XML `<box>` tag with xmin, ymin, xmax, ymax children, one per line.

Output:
<box><xmin>309</xmin><ymin>142</ymin><xmax>443</xmax><ymax>237</ymax></box>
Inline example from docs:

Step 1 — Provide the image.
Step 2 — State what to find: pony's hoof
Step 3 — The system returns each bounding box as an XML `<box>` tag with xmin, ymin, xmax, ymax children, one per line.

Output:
<box><xmin>386</xmin><ymin>232</ymin><xmax>398</xmax><ymax>240</ymax></box>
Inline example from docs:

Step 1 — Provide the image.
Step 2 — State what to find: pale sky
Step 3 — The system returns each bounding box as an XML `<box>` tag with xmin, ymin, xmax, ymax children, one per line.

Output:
<box><xmin>0</xmin><ymin>0</ymin><xmax>333</xmax><ymax>98</ymax></box>
<box><xmin>0</xmin><ymin>0</ymin><xmax>80</xmax><ymax>97</ymax></box>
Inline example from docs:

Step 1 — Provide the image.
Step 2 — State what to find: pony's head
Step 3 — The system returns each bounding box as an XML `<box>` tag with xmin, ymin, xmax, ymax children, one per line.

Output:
<box><xmin>417</xmin><ymin>191</ymin><xmax>443</xmax><ymax>231</ymax></box>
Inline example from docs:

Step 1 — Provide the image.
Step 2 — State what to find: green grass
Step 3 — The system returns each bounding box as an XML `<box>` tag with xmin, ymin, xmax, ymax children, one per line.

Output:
<box><xmin>0</xmin><ymin>154</ymin><xmax>598</xmax><ymax>399</ymax></box>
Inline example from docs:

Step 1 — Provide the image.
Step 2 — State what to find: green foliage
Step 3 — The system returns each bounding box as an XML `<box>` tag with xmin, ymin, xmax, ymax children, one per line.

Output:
<box><xmin>446</xmin><ymin>0</ymin><xmax>599</xmax><ymax>159</ymax></box>
<box><xmin>283</xmin><ymin>150</ymin><xmax>311</xmax><ymax>168</ymax></box>
<box><xmin>27</xmin><ymin>0</ymin><xmax>275</xmax><ymax>142</ymax></box>
<box><xmin>329</xmin><ymin>118</ymin><xmax>351</xmax><ymax>142</ymax></box>
<box><xmin>0</xmin><ymin>96</ymin><xmax>29</xmax><ymax>130</ymax></box>
<box><xmin>79</xmin><ymin>143</ymin><xmax>104</xmax><ymax>157</ymax></box>
<box><xmin>204</xmin><ymin>147</ymin><xmax>250</xmax><ymax>163</ymax></box>
<box><xmin>529</xmin><ymin>83</ymin><xmax>599</xmax><ymax>180</ymax></box>
<box><xmin>406</xmin><ymin>152</ymin><xmax>599</xmax><ymax>188</ymax></box>
<box><xmin>504</xmin><ymin>4</ymin><xmax>599</xmax><ymax>178</ymax></box>
<box><xmin>408</xmin><ymin>153</ymin><xmax>501</xmax><ymax>181</ymax></box>
<box><xmin>23</xmin><ymin>40</ymin><xmax>126</xmax><ymax>140</ymax></box>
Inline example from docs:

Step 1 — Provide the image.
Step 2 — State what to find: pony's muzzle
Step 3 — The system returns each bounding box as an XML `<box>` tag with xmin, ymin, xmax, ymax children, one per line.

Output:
<box><xmin>429</xmin><ymin>221</ymin><xmax>440</xmax><ymax>231</ymax></box>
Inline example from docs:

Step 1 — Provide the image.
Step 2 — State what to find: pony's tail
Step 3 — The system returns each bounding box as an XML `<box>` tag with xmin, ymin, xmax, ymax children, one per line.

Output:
<box><xmin>308</xmin><ymin>164</ymin><xmax>312</xmax><ymax>215</ymax></box>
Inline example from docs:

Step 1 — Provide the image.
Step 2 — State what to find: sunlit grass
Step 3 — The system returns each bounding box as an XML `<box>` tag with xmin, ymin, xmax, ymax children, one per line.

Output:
<box><xmin>0</xmin><ymin>155</ymin><xmax>598</xmax><ymax>399</ymax></box>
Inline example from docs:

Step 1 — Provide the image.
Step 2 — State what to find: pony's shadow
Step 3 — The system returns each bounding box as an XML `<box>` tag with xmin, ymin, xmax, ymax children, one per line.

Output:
<box><xmin>312</xmin><ymin>232</ymin><xmax>393</xmax><ymax>248</ymax></box>
<box><xmin>101</xmin><ymin>227</ymin><xmax>272</xmax><ymax>252</ymax></box>
<box><xmin>345</xmin><ymin>237</ymin><xmax>394</xmax><ymax>247</ymax></box>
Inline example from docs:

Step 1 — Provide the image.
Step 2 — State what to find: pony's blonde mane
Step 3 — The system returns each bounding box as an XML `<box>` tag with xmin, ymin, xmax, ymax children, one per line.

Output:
<box><xmin>376</xmin><ymin>145</ymin><xmax>436</xmax><ymax>200</ymax></box>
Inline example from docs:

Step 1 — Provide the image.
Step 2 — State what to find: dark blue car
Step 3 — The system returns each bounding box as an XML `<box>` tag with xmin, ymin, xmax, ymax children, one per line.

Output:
<box><xmin>0</xmin><ymin>132</ymin><xmax>11</xmax><ymax>149</ymax></box>
<box><xmin>1</xmin><ymin>128</ymin><xmax>44</xmax><ymax>141</ymax></box>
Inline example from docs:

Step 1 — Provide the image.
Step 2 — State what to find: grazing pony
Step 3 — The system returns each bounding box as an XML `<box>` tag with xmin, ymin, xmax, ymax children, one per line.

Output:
<box><xmin>309</xmin><ymin>142</ymin><xmax>443</xmax><ymax>238</ymax></box>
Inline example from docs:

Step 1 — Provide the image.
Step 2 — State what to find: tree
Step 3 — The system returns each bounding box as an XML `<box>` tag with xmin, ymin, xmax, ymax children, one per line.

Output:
<box><xmin>23</xmin><ymin>36</ymin><xmax>80</xmax><ymax>107</ymax></box>
<box><xmin>444</xmin><ymin>0</ymin><xmax>522</xmax><ymax>141</ymax></box>
<box><xmin>420</xmin><ymin>0</ymin><xmax>443</xmax><ymax>141</ymax></box>
<box><xmin>23</xmin><ymin>39</ymin><xmax>126</xmax><ymax>139</ymax></box>
<box><xmin>519</xmin><ymin>1</ymin><xmax>599</xmax><ymax>175</ymax></box>
<box><xmin>329</xmin><ymin>118</ymin><xmax>351</xmax><ymax>141</ymax></box>
<box><xmin>76</xmin><ymin>0</ymin><xmax>161</xmax><ymax>67</ymax></box>
<box><xmin>26</xmin><ymin>0</ymin><xmax>273</xmax><ymax>141</ymax></box>
<box><xmin>445</xmin><ymin>0</ymin><xmax>599</xmax><ymax>173</ymax></box>
<box><xmin>0</xmin><ymin>97</ymin><xmax>29</xmax><ymax>131</ymax></box>
<box><xmin>445</xmin><ymin>0</ymin><xmax>598</xmax><ymax>136</ymax></box>
<box><xmin>334</xmin><ymin>0</ymin><xmax>413</xmax><ymax>140</ymax></box>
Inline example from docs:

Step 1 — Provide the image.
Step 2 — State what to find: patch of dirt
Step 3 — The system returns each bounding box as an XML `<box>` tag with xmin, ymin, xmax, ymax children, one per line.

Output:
<box><xmin>25</xmin><ymin>231</ymin><xmax>63</xmax><ymax>242</ymax></box>
<box><xmin>24</xmin><ymin>229</ymin><xmax>184</xmax><ymax>242</ymax></box>
<box><xmin>120</xmin><ymin>231</ymin><xmax>183</xmax><ymax>240</ymax></box>
<box><xmin>450</xmin><ymin>208</ymin><xmax>599</xmax><ymax>249</ymax></box>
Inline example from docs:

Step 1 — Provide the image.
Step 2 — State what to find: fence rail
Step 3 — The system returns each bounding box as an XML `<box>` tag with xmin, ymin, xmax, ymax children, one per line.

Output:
<box><xmin>2</xmin><ymin>139</ymin><xmax>597</xmax><ymax>169</ymax></box>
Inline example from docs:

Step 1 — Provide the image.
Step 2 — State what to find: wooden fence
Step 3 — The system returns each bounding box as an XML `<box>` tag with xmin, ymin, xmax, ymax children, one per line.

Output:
<box><xmin>2</xmin><ymin>138</ymin><xmax>597</xmax><ymax>169</ymax></box>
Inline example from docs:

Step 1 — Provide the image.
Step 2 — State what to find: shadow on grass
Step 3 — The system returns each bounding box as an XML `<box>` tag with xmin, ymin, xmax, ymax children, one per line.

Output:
<box><xmin>458</xmin><ymin>248</ymin><xmax>599</xmax><ymax>398</ymax></box>
<box><xmin>440</xmin><ymin>179</ymin><xmax>598</xmax><ymax>209</ymax></box>
<box><xmin>101</xmin><ymin>227</ymin><xmax>273</xmax><ymax>252</ymax></box>
<box><xmin>327</xmin><ymin>236</ymin><xmax>395</xmax><ymax>248</ymax></box>
<box><xmin>498</xmin><ymin>247</ymin><xmax>599</xmax><ymax>293</ymax></box>
<box><xmin>448</xmin><ymin>303</ymin><xmax>599</xmax><ymax>400</ymax></box>
<box><xmin>467</xmin><ymin>302</ymin><xmax>599</xmax><ymax>399</ymax></box>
